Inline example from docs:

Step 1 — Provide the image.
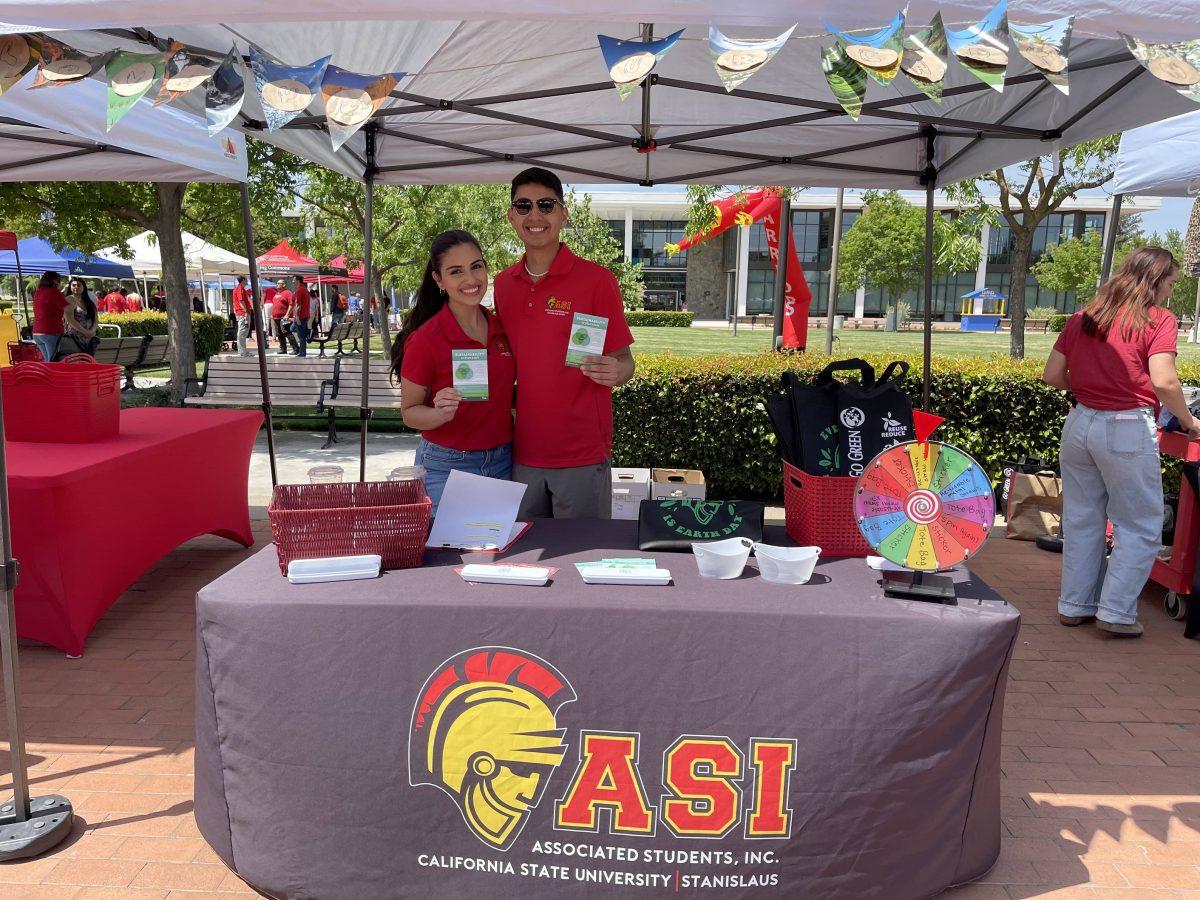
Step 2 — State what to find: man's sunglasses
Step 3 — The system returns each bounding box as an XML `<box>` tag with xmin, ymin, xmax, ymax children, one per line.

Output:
<box><xmin>511</xmin><ymin>198</ymin><xmax>564</xmax><ymax>215</ymax></box>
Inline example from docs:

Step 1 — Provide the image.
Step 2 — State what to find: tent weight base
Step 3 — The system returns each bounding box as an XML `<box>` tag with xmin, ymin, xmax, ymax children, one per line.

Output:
<box><xmin>0</xmin><ymin>795</ymin><xmax>74</xmax><ymax>861</ymax></box>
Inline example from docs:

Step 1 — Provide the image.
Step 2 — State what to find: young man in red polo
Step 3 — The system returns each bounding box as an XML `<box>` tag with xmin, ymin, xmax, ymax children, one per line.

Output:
<box><xmin>291</xmin><ymin>275</ymin><xmax>312</xmax><ymax>357</ymax></box>
<box><xmin>232</xmin><ymin>275</ymin><xmax>253</xmax><ymax>357</ymax></box>
<box><xmin>493</xmin><ymin>167</ymin><xmax>635</xmax><ymax>519</ymax></box>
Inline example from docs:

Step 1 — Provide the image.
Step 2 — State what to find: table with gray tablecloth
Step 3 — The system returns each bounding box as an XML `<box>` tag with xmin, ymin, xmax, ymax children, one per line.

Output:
<box><xmin>195</xmin><ymin>519</ymin><xmax>1020</xmax><ymax>900</ymax></box>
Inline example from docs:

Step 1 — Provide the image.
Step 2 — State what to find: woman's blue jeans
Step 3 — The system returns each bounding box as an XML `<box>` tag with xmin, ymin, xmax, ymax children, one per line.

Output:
<box><xmin>415</xmin><ymin>437</ymin><xmax>513</xmax><ymax>514</ymax></box>
<box><xmin>32</xmin><ymin>334</ymin><xmax>59</xmax><ymax>362</ymax></box>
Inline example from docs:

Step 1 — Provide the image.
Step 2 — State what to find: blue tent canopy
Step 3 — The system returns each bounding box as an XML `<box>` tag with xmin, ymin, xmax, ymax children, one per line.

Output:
<box><xmin>0</xmin><ymin>236</ymin><xmax>134</xmax><ymax>279</ymax></box>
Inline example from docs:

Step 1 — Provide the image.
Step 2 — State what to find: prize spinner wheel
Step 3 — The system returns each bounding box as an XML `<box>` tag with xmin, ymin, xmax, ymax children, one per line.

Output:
<box><xmin>854</xmin><ymin>441</ymin><xmax>994</xmax><ymax>572</ymax></box>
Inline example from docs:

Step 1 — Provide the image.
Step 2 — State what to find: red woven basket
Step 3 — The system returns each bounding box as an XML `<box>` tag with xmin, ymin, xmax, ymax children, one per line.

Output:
<box><xmin>268</xmin><ymin>480</ymin><xmax>432</xmax><ymax>573</ymax></box>
<box><xmin>783</xmin><ymin>460</ymin><xmax>872</xmax><ymax>558</ymax></box>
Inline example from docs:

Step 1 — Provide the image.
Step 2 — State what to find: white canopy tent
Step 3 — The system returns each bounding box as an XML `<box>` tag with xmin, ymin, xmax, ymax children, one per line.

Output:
<box><xmin>1115</xmin><ymin>109</ymin><xmax>1200</xmax><ymax>198</ymax></box>
<box><xmin>7</xmin><ymin>1</ymin><xmax>1199</xmax><ymax>471</ymax></box>
<box><xmin>96</xmin><ymin>230</ymin><xmax>253</xmax><ymax>278</ymax></box>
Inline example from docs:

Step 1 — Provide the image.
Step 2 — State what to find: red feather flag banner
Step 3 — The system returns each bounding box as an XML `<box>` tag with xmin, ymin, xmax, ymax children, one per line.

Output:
<box><xmin>666</xmin><ymin>188</ymin><xmax>811</xmax><ymax>350</ymax></box>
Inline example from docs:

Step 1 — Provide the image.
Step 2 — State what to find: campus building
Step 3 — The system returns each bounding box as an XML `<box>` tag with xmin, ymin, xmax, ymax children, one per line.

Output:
<box><xmin>588</xmin><ymin>188</ymin><xmax>1158</xmax><ymax>321</ymax></box>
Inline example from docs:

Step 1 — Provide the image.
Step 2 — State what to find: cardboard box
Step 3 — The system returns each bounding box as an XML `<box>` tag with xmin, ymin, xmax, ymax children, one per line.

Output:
<box><xmin>650</xmin><ymin>468</ymin><xmax>706</xmax><ymax>501</ymax></box>
<box><xmin>611</xmin><ymin>468</ymin><xmax>650</xmax><ymax>520</ymax></box>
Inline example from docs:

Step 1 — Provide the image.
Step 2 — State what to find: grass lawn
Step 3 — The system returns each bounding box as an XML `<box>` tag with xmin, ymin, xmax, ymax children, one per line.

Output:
<box><xmin>629</xmin><ymin>325</ymin><xmax>1200</xmax><ymax>362</ymax></box>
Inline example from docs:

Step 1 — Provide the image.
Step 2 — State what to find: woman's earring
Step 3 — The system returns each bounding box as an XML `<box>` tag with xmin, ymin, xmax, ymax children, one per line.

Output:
<box><xmin>440</xmin><ymin>288</ymin><xmax>447</xmax><ymax>298</ymax></box>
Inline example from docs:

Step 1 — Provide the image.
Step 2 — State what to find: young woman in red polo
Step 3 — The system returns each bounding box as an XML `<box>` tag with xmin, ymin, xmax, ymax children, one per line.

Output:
<box><xmin>391</xmin><ymin>230</ymin><xmax>515</xmax><ymax>512</ymax></box>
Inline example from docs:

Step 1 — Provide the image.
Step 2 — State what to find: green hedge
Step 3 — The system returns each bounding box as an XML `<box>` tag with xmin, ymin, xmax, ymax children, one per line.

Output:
<box><xmin>612</xmin><ymin>353</ymin><xmax>1073</xmax><ymax>499</ymax></box>
<box><xmin>97</xmin><ymin>312</ymin><xmax>226</xmax><ymax>359</ymax></box>
<box><xmin>1048</xmin><ymin>314</ymin><xmax>1068</xmax><ymax>332</ymax></box>
<box><xmin>625</xmin><ymin>310</ymin><xmax>694</xmax><ymax>327</ymax></box>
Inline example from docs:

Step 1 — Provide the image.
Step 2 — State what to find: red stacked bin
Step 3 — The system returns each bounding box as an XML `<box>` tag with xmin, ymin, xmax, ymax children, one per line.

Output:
<box><xmin>1</xmin><ymin>360</ymin><xmax>121</xmax><ymax>442</ymax></box>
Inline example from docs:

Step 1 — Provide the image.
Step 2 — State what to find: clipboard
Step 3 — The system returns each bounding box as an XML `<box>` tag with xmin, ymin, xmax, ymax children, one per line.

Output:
<box><xmin>426</xmin><ymin>520</ymin><xmax>532</xmax><ymax>553</ymax></box>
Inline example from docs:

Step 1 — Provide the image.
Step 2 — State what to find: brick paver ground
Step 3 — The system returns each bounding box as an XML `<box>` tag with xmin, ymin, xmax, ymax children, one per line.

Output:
<box><xmin>0</xmin><ymin>522</ymin><xmax>1197</xmax><ymax>898</ymax></box>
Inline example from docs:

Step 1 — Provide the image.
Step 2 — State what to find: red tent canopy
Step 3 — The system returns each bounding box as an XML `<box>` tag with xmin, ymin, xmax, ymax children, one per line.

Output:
<box><xmin>256</xmin><ymin>239</ymin><xmax>326</xmax><ymax>276</ymax></box>
<box><xmin>322</xmin><ymin>254</ymin><xmax>365</xmax><ymax>285</ymax></box>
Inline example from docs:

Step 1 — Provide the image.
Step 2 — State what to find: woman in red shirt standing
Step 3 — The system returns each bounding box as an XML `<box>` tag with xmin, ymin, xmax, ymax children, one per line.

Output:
<box><xmin>391</xmin><ymin>230</ymin><xmax>515</xmax><ymax>512</ymax></box>
<box><xmin>1043</xmin><ymin>247</ymin><xmax>1199</xmax><ymax>637</ymax></box>
<box><xmin>31</xmin><ymin>271</ymin><xmax>68</xmax><ymax>362</ymax></box>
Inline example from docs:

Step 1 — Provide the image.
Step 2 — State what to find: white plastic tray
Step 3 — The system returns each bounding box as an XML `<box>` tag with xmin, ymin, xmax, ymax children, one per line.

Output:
<box><xmin>460</xmin><ymin>564</ymin><xmax>552</xmax><ymax>586</ymax></box>
<box><xmin>287</xmin><ymin>554</ymin><xmax>382</xmax><ymax>584</ymax></box>
<box><xmin>579</xmin><ymin>567</ymin><xmax>672</xmax><ymax>586</ymax></box>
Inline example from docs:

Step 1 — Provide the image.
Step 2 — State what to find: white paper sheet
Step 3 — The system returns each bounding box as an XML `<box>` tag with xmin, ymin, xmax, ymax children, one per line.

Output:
<box><xmin>425</xmin><ymin>470</ymin><xmax>526</xmax><ymax>550</ymax></box>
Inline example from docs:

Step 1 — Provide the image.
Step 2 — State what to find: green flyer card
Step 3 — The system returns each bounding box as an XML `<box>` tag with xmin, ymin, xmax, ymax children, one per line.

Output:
<box><xmin>565</xmin><ymin>313</ymin><xmax>608</xmax><ymax>367</ymax></box>
<box><xmin>452</xmin><ymin>349</ymin><xmax>488</xmax><ymax>400</ymax></box>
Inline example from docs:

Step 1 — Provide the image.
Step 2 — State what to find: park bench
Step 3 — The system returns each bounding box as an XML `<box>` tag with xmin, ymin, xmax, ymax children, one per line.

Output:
<box><xmin>313</xmin><ymin>322</ymin><xmax>364</xmax><ymax>357</ymax></box>
<box><xmin>91</xmin><ymin>335</ymin><xmax>151</xmax><ymax>390</ymax></box>
<box><xmin>319</xmin><ymin>357</ymin><xmax>402</xmax><ymax>449</ymax></box>
<box><xmin>182</xmin><ymin>356</ymin><xmax>337</xmax><ymax>429</ymax></box>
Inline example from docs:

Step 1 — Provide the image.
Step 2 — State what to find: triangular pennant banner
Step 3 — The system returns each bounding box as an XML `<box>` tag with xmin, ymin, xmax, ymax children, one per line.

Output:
<box><xmin>946</xmin><ymin>0</ymin><xmax>1010</xmax><ymax>93</ymax></box>
<box><xmin>708</xmin><ymin>24</ymin><xmax>795</xmax><ymax>93</ymax></box>
<box><xmin>597</xmin><ymin>29</ymin><xmax>683</xmax><ymax>100</ymax></box>
<box><xmin>821</xmin><ymin>44</ymin><xmax>866</xmax><ymax>120</ymax></box>
<box><xmin>206</xmin><ymin>47</ymin><xmax>245</xmax><ymax>136</ymax></box>
<box><xmin>1122</xmin><ymin>34</ymin><xmax>1200</xmax><ymax>104</ymax></box>
<box><xmin>0</xmin><ymin>33</ymin><xmax>40</xmax><ymax>96</ymax></box>
<box><xmin>106</xmin><ymin>50</ymin><xmax>165</xmax><ymax>130</ymax></box>
<box><xmin>156</xmin><ymin>41</ymin><xmax>217</xmax><ymax>107</ymax></box>
<box><xmin>321</xmin><ymin>65</ymin><xmax>404</xmax><ymax>150</ymax></box>
<box><xmin>913</xmin><ymin>410</ymin><xmax>944</xmax><ymax>445</ymax></box>
<box><xmin>250</xmin><ymin>46</ymin><xmax>331</xmax><ymax>132</ymax></box>
<box><xmin>1010</xmin><ymin>16</ymin><xmax>1073</xmax><ymax>95</ymax></box>
<box><xmin>31</xmin><ymin>35</ymin><xmax>105</xmax><ymax>89</ymax></box>
<box><xmin>901</xmin><ymin>13</ymin><xmax>949</xmax><ymax>102</ymax></box>
<box><xmin>823</xmin><ymin>8</ymin><xmax>907</xmax><ymax>86</ymax></box>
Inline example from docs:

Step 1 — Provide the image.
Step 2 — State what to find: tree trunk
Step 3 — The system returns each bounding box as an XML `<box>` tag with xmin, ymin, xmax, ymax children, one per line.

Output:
<box><xmin>1008</xmin><ymin>228</ymin><xmax>1034</xmax><ymax>360</ymax></box>
<box><xmin>154</xmin><ymin>183</ymin><xmax>196</xmax><ymax>403</ymax></box>
<box><xmin>375</xmin><ymin>275</ymin><xmax>392</xmax><ymax>355</ymax></box>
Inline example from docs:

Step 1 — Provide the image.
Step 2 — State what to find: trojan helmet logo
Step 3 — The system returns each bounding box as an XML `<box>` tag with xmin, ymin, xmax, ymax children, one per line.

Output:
<box><xmin>409</xmin><ymin>647</ymin><xmax>576</xmax><ymax>851</ymax></box>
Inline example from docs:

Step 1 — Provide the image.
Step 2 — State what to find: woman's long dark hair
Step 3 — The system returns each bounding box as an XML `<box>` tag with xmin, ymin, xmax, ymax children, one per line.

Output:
<box><xmin>67</xmin><ymin>277</ymin><xmax>98</xmax><ymax>330</ymax></box>
<box><xmin>389</xmin><ymin>230</ymin><xmax>483</xmax><ymax>383</ymax></box>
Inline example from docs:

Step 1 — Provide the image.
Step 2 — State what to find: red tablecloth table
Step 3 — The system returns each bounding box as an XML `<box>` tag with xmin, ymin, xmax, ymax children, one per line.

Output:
<box><xmin>6</xmin><ymin>407</ymin><xmax>261</xmax><ymax>655</ymax></box>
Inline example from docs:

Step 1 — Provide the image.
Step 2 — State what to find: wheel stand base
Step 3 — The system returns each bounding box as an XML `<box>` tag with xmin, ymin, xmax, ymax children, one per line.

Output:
<box><xmin>0</xmin><ymin>796</ymin><xmax>74</xmax><ymax>861</ymax></box>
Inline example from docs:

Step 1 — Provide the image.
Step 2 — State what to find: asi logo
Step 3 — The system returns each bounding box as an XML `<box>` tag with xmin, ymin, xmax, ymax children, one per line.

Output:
<box><xmin>839</xmin><ymin>407</ymin><xmax>865</xmax><ymax>429</ymax></box>
<box><xmin>410</xmin><ymin>647</ymin><xmax>576</xmax><ymax>851</ymax></box>
<box><xmin>545</xmin><ymin>296</ymin><xmax>572</xmax><ymax>316</ymax></box>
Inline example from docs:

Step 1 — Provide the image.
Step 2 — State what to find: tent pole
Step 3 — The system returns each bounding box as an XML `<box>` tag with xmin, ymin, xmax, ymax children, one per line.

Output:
<box><xmin>1100</xmin><ymin>193</ymin><xmax>1123</xmax><ymax>284</ymax></box>
<box><xmin>1190</xmin><ymin>275</ymin><xmax>1200</xmax><ymax>345</ymax></box>
<box><xmin>771</xmin><ymin>192</ymin><xmax>792</xmax><ymax>351</ymax></box>
<box><xmin>0</xmin><ymin>340</ymin><xmax>74</xmax><ymax>858</ymax></box>
<box><xmin>359</xmin><ymin>127</ymin><xmax>377</xmax><ymax>483</ymax></box>
<box><xmin>14</xmin><ymin>247</ymin><xmax>27</xmax><ymax>331</ymax></box>
<box><xmin>239</xmin><ymin>183</ymin><xmax>278</xmax><ymax>488</ymax></box>
<box><xmin>921</xmin><ymin>126</ymin><xmax>937</xmax><ymax>411</ymax></box>
<box><xmin>825</xmin><ymin>187</ymin><xmax>844</xmax><ymax>355</ymax></box>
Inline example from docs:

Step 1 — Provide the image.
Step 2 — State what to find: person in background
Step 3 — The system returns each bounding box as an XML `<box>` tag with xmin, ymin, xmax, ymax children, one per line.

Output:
<box><xmin>348</xmin><ymin>291</ymin><xmax>362</xmax><ymax>317</ymax></box>
<box><xmin>392</xmin><ymin>230</ymin><xmax>515</xmax><ymax>513</ymax></box>
<box><xmin>1043</xmin><ymin>247</ymin><xmax>1199</xmax><ymax>638</ymax></box>
<box><xmin>493</xmin><ymin>166</ymin><xmax>635</xmax><ymax>519</ymax></box>
<box><xmin>32</xmin><ymin>271</ymin><xmax>68</xmax><ymax>362</ymax></box>
<box><xmin>291</xmin><ymin>275</ymin><xmax>312</xmax><ymax>357</ymax></box>
<box><xmin>125</xmin><ymin>291</ymin><xmax>143</xmax><ymax>312</ymax></box>
<box><xmin>105</xmin><ymin>286</ymin><xmax>128</xmax><ymax>314</ymax></box>
<box><xmin>370</xmin><ymin>295</ymin><xmax>379</xmax><ymax>329</ymax></box>
<box><xmin>331</xmin><ymin>288</ymin><xmax>347</xmax><ymax>328</ymax></box>
<box><xmin>152</xmin><ymin>288</ymin><xmax>165</xmax><ymax>311</ymax></box>
<box><xmin>95</xmin><ymin>288</ymin><xmax>109</xmax><ymax>314</ymax></box>
<box><xmin>59</xmin><ymin>277</ymin><xmax>99</xmax><ymax>357</ymax></box>
<box><xmin>272</xmin><ymin>283</ymin><xmax>297</xmax><ymax>354</ymax></box>
<box><xmin>232</xmin><ymin>275</ymin><xmax>253</xmax><ymax>357</ymax></box>
<box><xmin>191</xmin><ymin>295</ymin><xmax>204</xmax><ymax>313</ymax></box>
<box><xmin>262</xmin><ymin>285</ymin><xmax>277</xmax><ymax>349</ymax></box>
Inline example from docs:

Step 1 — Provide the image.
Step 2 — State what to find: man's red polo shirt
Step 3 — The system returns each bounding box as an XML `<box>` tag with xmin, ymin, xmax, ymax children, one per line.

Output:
<box><xmin>400</xmin><ymin>304</ymin><xmax>515</xmax><ymax>451</ymax></box>
<box><xmin>293</xmin><ymin>283</ymin><xmax>311</xmax><ymax>320</ymax></box>
<box><xmin>232</xmin><ymin>283</ymin><xmax>250</xmax><ymax>317</ymax></box>
<box><xmin>493</xmin><ymin>243</ymin><xmax>633</xmax><ymax>468</ymax></box>
<box><xmin>271</xmin><ymin>289</ymin><xmax>293</xmax><ymax>319</ymax></box>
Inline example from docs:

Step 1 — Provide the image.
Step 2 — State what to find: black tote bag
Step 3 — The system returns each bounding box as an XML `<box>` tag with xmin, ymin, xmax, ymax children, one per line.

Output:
<box><xmin>638</xmin><ymin>500</ymin><xmax>765</xmax><ymax>551</ymax></box>
<box><xmin>835</xmin><ymin>360</ymin><xmax>914</xmax><ymax>477</ymax></box>
<box><xmin>784</xmin><ymin>359</ymin><xmax>875</xmax><ymax>476</ymax></box>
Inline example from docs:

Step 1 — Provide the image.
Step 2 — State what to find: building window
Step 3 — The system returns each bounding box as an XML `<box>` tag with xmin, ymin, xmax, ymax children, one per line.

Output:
<box><xmin>746</xmin><ymin>269</ymin><xmax>775</xmax><ymax>316</ymax></box>
<box><xmin>1083</xmin><ymin>212</ymin><xmax>1105</xmax><ymax>235</ymax></box>
<box><xmin>631</xmin><ymin>220</ymin><xmax>688</xmax><ymax>268</ymax></box>
<box><xmin>604</xmin><ymin>219</ymin><xmax>625</xmax><ymax>252</ymax></box>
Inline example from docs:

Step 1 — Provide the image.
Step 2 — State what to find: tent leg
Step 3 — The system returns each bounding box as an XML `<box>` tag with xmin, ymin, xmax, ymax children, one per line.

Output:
<box><xmin>923</xmin><ymin>184</ymin><xmax>934</xmax><ymax>410</ymax></box>
<box><xmin>15</xmin><ymin>251</ymin><xmax>27</xmax><ymax>333</ymax></box>
<box><xmin>1191</xmin><ymin>277</ymin><xmax>1200</xmax><ymax>345</ymax></box>
<box><xmin>1100</xmin><ymin>193</ymin><xmax>1123</xmax><ymax>284</ymax></box>
<box><xmin>0</xmin><ymin>356</ymin><xmax>75</xmax><ymax>859</ymax></box>
<box><xmin>771</xmin><ymin>193</ymin><xmax>792</xmax><ymax>351</ymax></box>
<box><xmin>825</xmin><ymin>187</ymin><xmax>844</xmax><ymax>355</ymax></box>
<box><xmin>359</xmin><ymin>128</ymin><xmax>377</xmax><ymax>483</ymax></box>
<box><xmin>240</xmin><ymin>183</ymin><xmax>278</xmax><ymax>488</ymax></box>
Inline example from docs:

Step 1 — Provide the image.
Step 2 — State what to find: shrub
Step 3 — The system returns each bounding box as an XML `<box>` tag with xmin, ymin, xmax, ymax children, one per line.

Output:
<box><xmin>1048</xmin><ymin>314</ymin><xmax>1068</xmax><ymax>332</ymax></box>
<box><xmin>612</xmin><ymin>353</ymin><xmax>1071</xmax><ymax>499</ymax></box>
<box><xmin>1027</xmin><ymin>306</ymin><xmax>1059</xmax><ymax>321</ymax></box>
<box><xmin>625</xmin><ymin>310</ymin><xmax>694</xmax><ymax>327</ymax></box>
<box><xmin>98</xmin><ymin>312</ymin><xmax>226</xmax><ymax>359</ymax></box>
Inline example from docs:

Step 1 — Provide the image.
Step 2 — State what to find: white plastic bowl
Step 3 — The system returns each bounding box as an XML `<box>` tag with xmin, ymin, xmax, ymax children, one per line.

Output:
<box><xmin>754</xmin><ymin>544</ymin><xmax>821</xmax><ymax>585</ymax></box>
<box><xmin>692</xmin><ymin>537</ymin><xmax>754</xmax><ymax>579</ymax></box>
